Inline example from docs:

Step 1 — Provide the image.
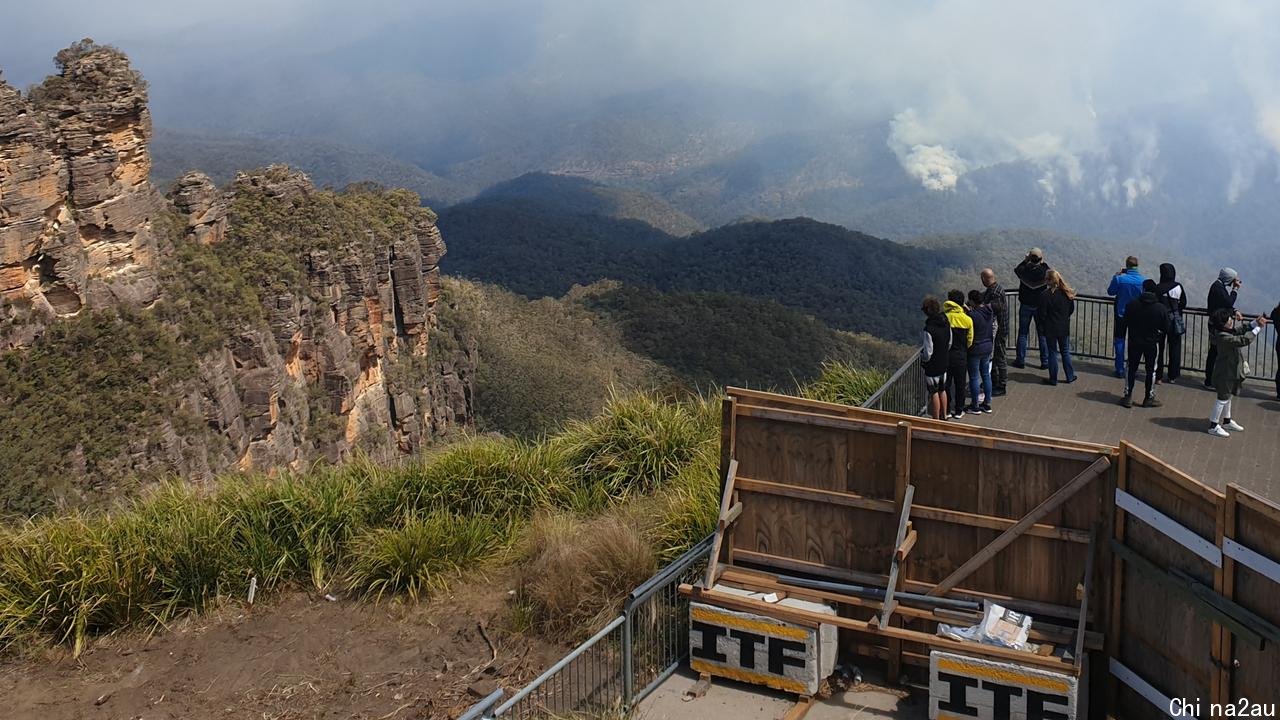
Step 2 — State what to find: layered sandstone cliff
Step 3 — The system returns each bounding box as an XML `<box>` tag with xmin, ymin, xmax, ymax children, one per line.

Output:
<box><xmin>0</xmin><ymin>42</ymin><xmax>474</xmax><ymax>507</ymax></box>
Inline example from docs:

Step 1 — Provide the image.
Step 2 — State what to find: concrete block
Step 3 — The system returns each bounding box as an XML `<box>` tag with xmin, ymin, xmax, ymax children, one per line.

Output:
<box><xmin>929</xmin><ymin>650</ymin><xmax>1079</xmax><ymax>720</ymax></box>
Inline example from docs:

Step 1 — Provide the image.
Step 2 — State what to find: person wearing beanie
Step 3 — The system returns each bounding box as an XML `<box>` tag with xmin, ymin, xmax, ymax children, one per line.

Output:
<box><xmin>1120</xmin><ymin>279</ymin><xmax>1169</xmax><ymax>408</ymax></box>
<box><xmin>1013</xmin><ymin>248</ymin><xmax>1050</xmax><ymax>369</ymax></box>
<box><xmin>1107</xmin><ymin>256</ymin><xmax>1146</xmax><ymax>378</ymax></box>
<box><xmin>1205</xmin><ymin>268</ymin><xmax>1241</xmax><ymax>387</ymax></box>
<box><xmin>1207</xmin><ymin>307</ymin><xmax>1267</xmax><ymax>437</ymax></box>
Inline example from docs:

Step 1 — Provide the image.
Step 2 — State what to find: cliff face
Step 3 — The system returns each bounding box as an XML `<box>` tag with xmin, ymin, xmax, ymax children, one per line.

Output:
<box><xmin>0</xmin><ymin>42</ymin><xmax>474</xmax><ymax>510</ymax></box>
<box><xmin>0</xmin><ymin>42</ymin><xmax>162</xmax><ymax>348</ymax></box>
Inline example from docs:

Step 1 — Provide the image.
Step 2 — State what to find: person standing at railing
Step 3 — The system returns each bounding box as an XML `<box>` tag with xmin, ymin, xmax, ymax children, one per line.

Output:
<box><xmin>1120</xmin><ymin>280</ymin><xmax>1169</xmax><ymax>408</ymax></box>
<box><xmin>1036</xmin><ymin>270</ymin><xmax>1078</xmax><ymax>386</ymax></box>
<box><xmin>1207</xmin><ymin>308</ymin><xmax>1268</xmax><ymax>438</ymax></box>
<box><xmin>980</xmin><ymin>268</ymin><xmax>1009</xmax><ymax>396</ymax></box>
<box><xmin>966</xmin><ymin>289</ymin><xmax>995</xmax><ymax>414</ymax></box>
<box><xmin>1108</xmin><ymin>256</ymin><xmax>1147</xmax><ymax>379</ymax></box>
<box><xmin>943</xmin><ymin>290</ymin><xmax>975</xmax><ymax>420</ymax></box>
<box><xmin>1205</xmin><ymin>268</ymin><xmax>1241</xmax><ymax>388</ymax></box>
<box><xmin>921</xmin><ymin>296</ymin><xmax>953</xmax><ymax>420</ymax></box>
<box><xmin>1154</xmin><ymin>263</ymin><xmax>1187</xmax><ymax>383</ymax></box>
<box><xmin>1013</xmin><ymin>249</ymin><xmax>1050</xmax><ymax>370</ymax></box>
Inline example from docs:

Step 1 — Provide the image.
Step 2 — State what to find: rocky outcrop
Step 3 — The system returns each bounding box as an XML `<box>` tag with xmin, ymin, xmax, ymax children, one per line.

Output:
<box><xmin>1</xmin><ymin>41</ymin><xmax>162</xmax><ymax>349</ymax></box>
<box><xmin>0</xmin><ymin>43</ymin><xmax>475</xmax><ymax>501</ymax></box>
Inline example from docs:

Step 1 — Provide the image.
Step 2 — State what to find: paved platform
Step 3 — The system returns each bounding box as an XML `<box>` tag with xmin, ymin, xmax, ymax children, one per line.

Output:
<box><xmin>639</xmin><ymin>668</ymin><xmax>926</xmax><ymax>720</ymax></box>
<box><xmin>959</xmin><ymin>358</ymin><xmax>1280</xmax><ymax>501</ymax></box>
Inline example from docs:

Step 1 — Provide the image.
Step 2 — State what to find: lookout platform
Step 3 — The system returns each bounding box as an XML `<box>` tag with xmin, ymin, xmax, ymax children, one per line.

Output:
<box><xmin>962</xmin><ymin>358</ymin><xmax>1280</xmax><ymax>501</ymax></box>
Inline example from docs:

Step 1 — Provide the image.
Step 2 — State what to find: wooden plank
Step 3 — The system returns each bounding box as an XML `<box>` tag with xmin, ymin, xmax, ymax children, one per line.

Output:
<box><xmin>680</xmin><ymin>585</ymin><xmax>1077</xmax><ymax>672</ymax></box>
<box><xmin>1212</xmin><ymin>486</ymin><xmax>1230</xmax><ymax>706</ymax></box>
<box><xmin>909</xmin><ymin>504</ymin><xmax>1091</xmax><ymax>543</ymax></box>
<box><xmin>723</xmin><ymin>386</ymin><xmax>1114</xmax><ymax>453</ymax></box>
<box><xmin>1223</xmin><ymin>537</ymin><xmax>1280</xmax><ymax>584</ymax></box>
<box><xmin>781</xmin><ymin>695</ymin><xmax>815</xmax><ymax>720</ymax></box>
<box><xmin>1107</xmin><ymin>443</ymin><xmax>1130</xmax><ymax>714</ymax></box>
<box><xmin>718</xmin><ymin>566</ymin><xmax>1105</xmax><ymax>650</ymax></box>
<box><xmin>1123</xmin><ymin>442</ymin><xmax>1224</xmax><ymax>505</ymax></box>
<box><xmin>888</xmin><ymin>422</ymin><xmax>911</xmax><ymax>685</ymax></box>
<box><xmin>735</xmin><ymin>476</ymin><xmax>896</xmax><ymax>513</ymax></box>
<box><xmin>1233</xmin><ymin>484</ymin><xmax>1280</xmax><ymax>524</ymax></box>
<box><xmin>880</xmin><ymin>485</ymin><xmax>916</xmax><ymax>628</ymax></box>
<box><xmin>729</xmin><ymin>549</ymin><xmax>1091</xmax><ymax>621</ymax></box>
<box><xmin>737</xmin><ymin>476</ymin><xmax>1088</xmax><ymax>543</ymax></box>
<box><xmin>927</xmin><ymin>456</ymin><xmax>1112</xmax><ymax>596</ymax></box>
<box><xmin>704</xmin><ymin>459</ymin><xmax>739</xmax><ymax>588</ymax></box>
<box><xmin>1116</xmin><ymin>488</ymin><xmax>1222</xmax><ymax>567</ymax></box>
<box><xmin>1220</xmin><ymin>485</ymin><xmax>1238</xmax><ymax>710</ymax></box>
<box><xmin>1110</xmin><ymin>540</ymin><xmax>1264</xmax><ymax>650</ymax></box>
<box><xmin>1110</xmin><ymin>658</ymin><xmax>1179</xmax><ymax>719</ymax></box>
<box><xmin>896</xmin><ymin>528</ymin><xmax>917</xmax><ymax>562</ymax></box>
<box><xmin>1072</xmin><ymin>530</ymin><xmax>1096</xmax><ymax>673</ymax></box>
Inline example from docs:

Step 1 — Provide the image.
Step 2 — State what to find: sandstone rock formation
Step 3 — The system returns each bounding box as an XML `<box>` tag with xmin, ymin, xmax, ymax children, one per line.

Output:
<box><xmin>1</xmin><ymin>41</ymin><xmax>162</xmax><ymax>349</ymax></box>
<box><xmin>0</xmin><ymin>43</ymin><xmax>475</xmax><ymax>506</ymax></box>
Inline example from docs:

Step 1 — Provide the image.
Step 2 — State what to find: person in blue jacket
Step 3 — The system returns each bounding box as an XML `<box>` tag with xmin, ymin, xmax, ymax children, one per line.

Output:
<box><xmin>1107</xmin><ymin>256</ymin><xmax>1146</xmax><ymax>378</ymax></box>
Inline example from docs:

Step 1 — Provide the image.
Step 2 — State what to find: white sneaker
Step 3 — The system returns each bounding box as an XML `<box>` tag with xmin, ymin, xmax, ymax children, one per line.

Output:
<box><xmin>1208</xmin><ymin>425</ymin><xmax>1230</xmax><ymax>438</ymax></box>
<box><xmin>1224</xmin><ymin>420</ymin><xmax>1244</xmax><ymax>432</ymax></box>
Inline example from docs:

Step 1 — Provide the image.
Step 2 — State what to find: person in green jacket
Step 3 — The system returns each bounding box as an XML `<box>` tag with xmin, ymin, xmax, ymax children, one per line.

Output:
<box><xmin>1207</xmin><ymin>308</ymin><xmax>1269</xmax><ymax>438</ymax></box>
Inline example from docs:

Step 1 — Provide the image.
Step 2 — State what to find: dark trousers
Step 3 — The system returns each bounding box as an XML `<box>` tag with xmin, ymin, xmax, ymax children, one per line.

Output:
<box><xmin>1206</xmin><ymin>344</ymin><xmax>1217</xmax><ymax>385</ymax></box>
<box><xmin>1158</xmin><ymin>332</ymin><xmax>1182</xmax><ymax>381</ymax></box>
<box><xmin>947</xmin><ymin>354</ymin><xmax>968</xmax><ymax>413</ymax></box>
<box><xmin>1126</xmin><ymin>341</ymin><xmax>1159</xmax><ymax>398</ymax></box>
<box><xmin>992</xmin><ymin>328</ymin><xmax>1008</xmax><ymax>389</ymax></box>
<box><xmin>1274</xmin><ymin>345</ymin><xmax>1279</xmax><ymax>398</ymax></box>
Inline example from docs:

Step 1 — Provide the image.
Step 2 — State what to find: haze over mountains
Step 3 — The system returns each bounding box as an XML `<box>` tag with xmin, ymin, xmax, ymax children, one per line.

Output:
<box><xmin>5</xmin><ymin>1</ymin><xmax>1276</xmax><ymax>302</ymax></box>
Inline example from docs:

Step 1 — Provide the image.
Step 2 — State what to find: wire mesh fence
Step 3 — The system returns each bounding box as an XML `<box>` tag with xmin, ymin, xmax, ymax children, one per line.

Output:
<box><xmin>472</xmin><ymin>535</ymin><xmax>714</xmax><ymax>719</ymax></box>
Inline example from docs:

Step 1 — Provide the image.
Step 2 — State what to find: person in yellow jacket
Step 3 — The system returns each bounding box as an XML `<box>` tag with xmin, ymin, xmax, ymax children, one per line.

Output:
<box><xmin>943</xmin><ymin>290</ymin><xmax>975</xmax><ymax>420</ymax></box>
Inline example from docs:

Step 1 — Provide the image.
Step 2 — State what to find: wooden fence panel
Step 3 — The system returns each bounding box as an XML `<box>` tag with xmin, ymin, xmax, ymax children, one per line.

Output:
<box><xmin>1113</xmin><ymin>445</ymin><xmax>1222</xmax><ymax>720</ymax></box>
<box><xmin>1226</xmin><ymin>488</ymin><xmax>1280</xmax><ymax>707</ymax></box>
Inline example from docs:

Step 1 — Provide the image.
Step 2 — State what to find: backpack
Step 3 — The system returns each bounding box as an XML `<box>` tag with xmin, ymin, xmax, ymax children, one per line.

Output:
<box><xmin>1162</xmin><ymin>284</ymin><xmax>1186</xmax><ymax>336</ymax></box>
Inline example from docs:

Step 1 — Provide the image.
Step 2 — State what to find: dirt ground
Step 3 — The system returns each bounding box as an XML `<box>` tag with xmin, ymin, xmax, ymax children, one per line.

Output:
<box><xmin>0</xmin><ymin>582</ymin><xmax>566</xmax><ymax>720</ymax></box>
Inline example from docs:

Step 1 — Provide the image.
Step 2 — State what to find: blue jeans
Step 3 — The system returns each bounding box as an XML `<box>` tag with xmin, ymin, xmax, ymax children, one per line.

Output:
<box><xmin>1016</xmin><ymin>302</ymin><xmax>1046</xmax><ymax>367</ymax></box>
<box><xmin>1046</xmin><ymin>335</ymin><xmax>1076</xmax><ymax>384</ymax></box>
<box><xmin>968</xmin><ymin>352</ymin><xmax>992</xmax><ymax>407</ymax></box>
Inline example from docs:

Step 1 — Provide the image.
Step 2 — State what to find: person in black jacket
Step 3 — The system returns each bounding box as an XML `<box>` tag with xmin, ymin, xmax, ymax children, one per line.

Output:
<box><xmin>1013</xmin><ymin>249</ymin><xmax>1049</xmax><ymax>369</ymax></box>
<box><xmin>1121</xmin><ymin>280</ymin><xmax>1171</xmax><ymax>408</ymax></box>
<box><xmin>1272</xmin><ymin>302</ymin><xmax>1280</xmax><ymax>401</ymax></box>
<box><xmin>1205</xmin><ymin>268</ymin><xmax>1241</xmax><ymax>387</ymax></box>
<box><xmin>981</xmin><ymin>268</ymin><xmax>1009</xmax><ymax>395</ymax></box>
<box><xmin>1035</xmin><ymin>270</ymin><xmax>1078</xmax><ymax>385</ymax></box>
<box><xmin>920</xmin><ymin>296</ymin><xmax>952</xmax><ymax>420</ymax></box>
<box><xmin>1154</xmin><ymin>263</ymin><xmax>1187</xmax><ymax>382</ymax></box>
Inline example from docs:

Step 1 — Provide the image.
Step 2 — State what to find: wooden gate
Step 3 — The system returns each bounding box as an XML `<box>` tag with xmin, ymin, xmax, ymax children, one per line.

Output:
<box><xmin>1109</xmin><ymin>442</ymin><xmax>1280</xmax><ymax>719</ymax></box>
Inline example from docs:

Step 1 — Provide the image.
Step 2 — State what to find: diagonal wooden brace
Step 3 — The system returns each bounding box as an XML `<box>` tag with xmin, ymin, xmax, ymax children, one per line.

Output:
<box><xmin>879</xmin><ymin>484</ymin><xmax>916</xmax><ymax>628</ymax></box>
<box><xmin>703</xmin><ymin>458</ymin><xmax>739</xmax><ymax>588</ymax></box>
<box><xmin>927</xmin><ymin>455</ymin><xmax>1111</xmax><ymax>597</ymax></box>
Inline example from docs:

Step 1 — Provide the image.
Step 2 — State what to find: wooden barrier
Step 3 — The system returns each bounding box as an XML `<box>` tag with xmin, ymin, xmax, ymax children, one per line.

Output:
<box><xmin>697</xmin><ymin>388</ymin><xmax>1280</xmax><ymax>719</ymax></box>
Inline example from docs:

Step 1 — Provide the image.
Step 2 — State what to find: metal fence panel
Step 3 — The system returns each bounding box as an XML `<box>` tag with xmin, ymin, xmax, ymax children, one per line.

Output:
<box><xmin>862</xmin><ymin>349</ymin><xmax>926</xmax><ymax>416</ymax></box>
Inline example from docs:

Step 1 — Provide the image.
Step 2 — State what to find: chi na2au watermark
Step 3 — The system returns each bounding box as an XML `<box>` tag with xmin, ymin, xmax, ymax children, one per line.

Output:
<box><xmin>1170</xmin><ymin>698</ymin><xmax>1276</xmax><ymax>718</ymax></box>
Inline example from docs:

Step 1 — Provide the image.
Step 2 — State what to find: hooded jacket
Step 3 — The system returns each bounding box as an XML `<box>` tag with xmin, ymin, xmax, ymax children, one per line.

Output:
<box><xmin>1035</xmin><ymin>288</ymin><xmax>1075</xmax><ymax>338</ymax></box>
<box><xmin>1108</xmin><ymin>268</ymin><xmax>1146</xmax><ymax>317</ymax></box>
<box><xmin>943</xmin><ymin>300</ymin><xmax>974</xmax><ymax>360</ymax></box>
<box><xmin>968</xmin><ymin>304</ymin><xmax>995</xmax><ymax>356</ymax></box>
<box><xmin>1210</xmin><ymin>321</ymin><xmax>1260</xmax><ymax>390</ymax></box>
<box><xmin>921</xmin><ymin>312</ymin><xmax>952</xmax><ymax>376</ymax></box>
<box><xmin>1154</xmin><ymin>263</ymin><xmax>1186</xmax><ymax>323</ymax></box>
<box><xmin>1014</xmin><ymin>257</ymin><xmax>1050</xmax><ymax>305</ymax></box>
<box><xmin>1123</xmin><ymin>292</ymin><xmax>1171</xmax><ymax>346</ymax></box>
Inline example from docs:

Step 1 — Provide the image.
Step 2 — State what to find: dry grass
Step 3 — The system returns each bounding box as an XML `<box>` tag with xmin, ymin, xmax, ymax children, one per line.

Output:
<box><xmin>514</xmin><ymin>511</ymin><xmax>657</xmax><ymax>641</ymax></box>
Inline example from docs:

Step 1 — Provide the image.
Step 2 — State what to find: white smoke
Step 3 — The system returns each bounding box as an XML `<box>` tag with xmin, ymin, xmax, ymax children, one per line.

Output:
<box><xmin>888</xmin><ymin>110</ymin><xmax>968</xmax><ymax>191</ymax></box>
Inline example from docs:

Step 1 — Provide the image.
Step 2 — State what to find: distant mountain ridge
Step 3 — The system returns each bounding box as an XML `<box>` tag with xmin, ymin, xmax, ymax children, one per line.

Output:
<box><xmin>479</xmin><ymin>173</ymin><xmax>704</xmax><ymax>236</ymax></box>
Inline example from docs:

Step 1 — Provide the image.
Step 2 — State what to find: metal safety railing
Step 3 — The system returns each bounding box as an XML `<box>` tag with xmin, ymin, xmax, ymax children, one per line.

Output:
<box><xmin>464</xmin><ymin>534</ymin><xmax>715</xmax><ymax>719</ymax></box>
<box><xmin>861</xmin><ymin>348</ymin><xmax>927</xmax><ymax>417</ymax></box>
<box><xmin>1005</xmin><ymin>291</ymin><xmax>1278</xmax><ymax>382</ymax></box>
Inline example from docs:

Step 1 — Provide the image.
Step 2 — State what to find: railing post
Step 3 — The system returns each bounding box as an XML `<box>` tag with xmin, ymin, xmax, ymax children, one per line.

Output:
<box><xmin>622</xmin><ymin>606</ymin><xmax>634</xmax><ymax>706</ymax></box>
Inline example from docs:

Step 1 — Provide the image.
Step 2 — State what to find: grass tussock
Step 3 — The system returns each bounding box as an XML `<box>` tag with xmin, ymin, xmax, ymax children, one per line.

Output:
<box><xmin>800</xmin><ymin>361</ymin><xmax>888</xmax><ymax>407</ymax></box>
<box><xmin>515</xmin><ymin>511</ymin><xmax>657</xmax><ymax>640</ymax></box>
<box><xmin>346</xmin><ymin>513</ymin><xmax>504</xmax><ymax>602</ymax></box>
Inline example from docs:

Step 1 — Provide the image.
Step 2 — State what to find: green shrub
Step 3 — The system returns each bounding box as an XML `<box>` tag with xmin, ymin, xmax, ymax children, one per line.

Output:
<box><xmin>800</xmin><ymin>361</ymin><xmax>889</xmax><ymax>407</ymax></box>
<box><xmin>346</xmin><ymin>513</ymin><xmax>504</xmax><ymax>602</ymax></box>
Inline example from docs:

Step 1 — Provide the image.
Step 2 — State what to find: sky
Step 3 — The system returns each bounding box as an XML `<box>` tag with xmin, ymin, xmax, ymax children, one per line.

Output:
<box><xmin>2</xmin><ymin>0</ymin><xmax>1278</xmax><ymax>197</ymax></box>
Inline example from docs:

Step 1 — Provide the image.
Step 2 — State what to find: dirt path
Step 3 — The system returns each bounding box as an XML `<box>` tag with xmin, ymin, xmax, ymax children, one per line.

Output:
<box><xmin>0</xmin><ymin>582</ymin><xmax>565</xmax><ymax>719</ymax></box>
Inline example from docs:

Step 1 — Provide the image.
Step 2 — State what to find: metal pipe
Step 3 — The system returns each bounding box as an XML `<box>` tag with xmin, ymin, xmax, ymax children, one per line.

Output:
<box><xmin>772</xmin><ymin>573</ymin><xmax>981</xmax><ymax>611</ymax></box>
<box><xmin>456</xmin><ymin>688</ymin><xmax>504</xmax><ymax>720</ymax></box>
